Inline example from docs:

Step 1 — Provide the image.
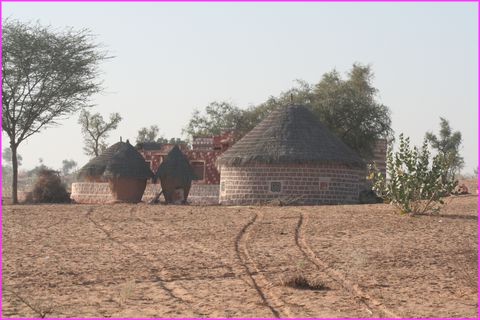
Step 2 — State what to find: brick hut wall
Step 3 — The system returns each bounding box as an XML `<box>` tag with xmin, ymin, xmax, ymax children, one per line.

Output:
<box><xmin>219</xmin><ymin>163</ymin><xmax>365</xmax><ymax>205</ymax></box>
<box><xmin>370</xmin><ymin>139</ymin><xmax>388</xmax><ymax>177</ymax></box>
<box><xmin>71</xmin><ymin>182</ymin><xmax>115</xmax><ymax>204</ymax></box>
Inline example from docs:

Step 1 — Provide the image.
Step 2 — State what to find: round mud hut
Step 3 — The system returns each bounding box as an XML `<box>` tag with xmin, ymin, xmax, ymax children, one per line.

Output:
<box><xmin>217</xmin><ymin>105</ymin><xmax>366</xmax><ymax>205</ymax></box>
<box><xmin>77</xmin><ymin>140</ymin><xmax>154</xmax><ymax>203</ymax></box>
<box><xmin>154</xmin><ymin>145</ymin><xmax>196</xmax><ymax>204</ymax></box>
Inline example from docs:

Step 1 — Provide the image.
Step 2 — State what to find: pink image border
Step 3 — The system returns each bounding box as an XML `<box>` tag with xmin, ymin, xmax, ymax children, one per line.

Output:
<box><xmin>0</xmin><ymin>0</ymin><xmax>478</xmax><ymax>319</ymax></box>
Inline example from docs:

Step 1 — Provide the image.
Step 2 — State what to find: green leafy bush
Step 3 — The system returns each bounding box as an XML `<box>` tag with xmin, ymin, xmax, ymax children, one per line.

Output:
<box><xmin>369</xmin><ymin>134</ymin><xmax>457</xmax><ymax>215</ymax></box>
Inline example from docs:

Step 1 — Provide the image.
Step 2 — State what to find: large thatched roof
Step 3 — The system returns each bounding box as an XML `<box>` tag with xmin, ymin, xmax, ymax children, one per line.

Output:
<box><xmin>77</xmin><ymin>140</ymin><xmax>154</xmax><ymax>180</ymax></box>
<box><xmin>154</xmin><ymin>145</ymin><xmax>196</xmax><ymax>184</ymax></box>
<box><xmin>217</xmin><ymin>105</ymin><xmax>365</xmax><ymax>168</ymax></box>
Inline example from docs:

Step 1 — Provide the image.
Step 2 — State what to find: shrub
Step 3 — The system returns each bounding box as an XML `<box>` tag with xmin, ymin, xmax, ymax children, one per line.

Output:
<box><xmin>281</xmin><ymin>273</ymin><xmax>328</xmax><ymax>291</ymax></box>
<box><xmin>32</xmin><ymin>169</ymin><xmax>70</xmax><ymax>203</ymax></box>
<box><xmin>369</xmin><ymin>134</ymin><xmax>457</xmax><ymax>215</ymax></box>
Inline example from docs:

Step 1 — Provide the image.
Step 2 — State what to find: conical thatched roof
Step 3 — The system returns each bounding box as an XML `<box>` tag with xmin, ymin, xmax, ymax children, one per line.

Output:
<box><xmin>217</xmin><ymin>105</ymin><xmax>365</xmax><ymax>168</ymax></box>
<box><xmin>154</xmin><ymin>145</ymin><xmax>196</xmax><ymax>184</ymax></box>
<box><xmin>77</xmin><ymin>140</ymin><xmax>154</xmax><ymax>180</ymax></box>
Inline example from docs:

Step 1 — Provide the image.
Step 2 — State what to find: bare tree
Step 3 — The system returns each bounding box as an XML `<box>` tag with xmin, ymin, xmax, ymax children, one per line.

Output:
<box><xmin>2</xmin><ymin>20</ymin><xmax>109</xmax><ymax>203</ymax></box>
<box><xmin>78</xmin><ymin>109</ymin><xmax>122</xmax><ymax>157</ymax></box>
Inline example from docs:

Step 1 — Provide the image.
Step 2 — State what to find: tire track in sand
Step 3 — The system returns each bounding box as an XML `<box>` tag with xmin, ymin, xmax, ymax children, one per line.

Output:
<box><xmin>234</xmin><ymin>212</ymin><xmax>293</xmax><ymax>318</ymax></box>
<box><xmin>294</xmin><ymin>210</ymin><xmax>400</xmax><ymax>318</ymax></box>
<box><xmin>84</xmin><ymin>207</ymin><xmax>204</xmax><ymax>317</ymax></box>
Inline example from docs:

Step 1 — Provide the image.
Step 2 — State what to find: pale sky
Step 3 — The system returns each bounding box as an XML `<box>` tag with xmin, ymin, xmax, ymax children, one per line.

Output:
<box><xmin>1</xmin><ymin>2</ymin><xmax>478</xmax><ymax>174</ymax></box>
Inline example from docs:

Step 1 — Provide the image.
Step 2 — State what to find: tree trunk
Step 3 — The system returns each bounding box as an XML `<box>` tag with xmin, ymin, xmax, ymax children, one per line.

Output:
<box><xmin>11</xmin><ymin>143</ymin><xmax>18</xmax><ymax>204</ymax></box>
<box><xmin>94</xmin><ymin>138</ymin><xmax>99</xmax><ymax>157</ymax></box>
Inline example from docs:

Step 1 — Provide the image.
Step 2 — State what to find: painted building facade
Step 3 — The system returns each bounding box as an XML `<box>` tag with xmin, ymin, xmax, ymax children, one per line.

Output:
<box><xmin>136</xmin><ymin>131</ymin><xmax>236</xmax><ymax>185</ymax></box>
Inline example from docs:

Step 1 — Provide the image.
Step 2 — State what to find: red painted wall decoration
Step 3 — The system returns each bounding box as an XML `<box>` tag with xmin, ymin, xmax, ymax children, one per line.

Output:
<box><xmin>136</xmin><ymin>131</ymin><xmax>236</xmax><ymax>185</ymax></box>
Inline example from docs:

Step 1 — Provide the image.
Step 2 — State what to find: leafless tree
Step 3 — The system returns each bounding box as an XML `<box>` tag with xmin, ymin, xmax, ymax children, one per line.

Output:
<box><xmin>78</xmin><ymin>109</ymin><xmax>122</xmax><ymax>157</ymax></box>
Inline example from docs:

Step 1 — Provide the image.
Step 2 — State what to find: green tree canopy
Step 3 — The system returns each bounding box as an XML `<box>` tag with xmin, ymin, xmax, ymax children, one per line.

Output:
<box><xmin>425</xmin><ymin>117</ymin><xmax>464</xmax><ymax>179</ymax></box>
<box><xmin>136</xmin><ymin>125</ymin><xmax>161</xmax><ymax>143</ymax></box>
<box><xmin>311</xmin><ymin>64</ymin><xmax>392</xmax><ymax>158</ymax></box>
<box><xmin>183</xmin><ymin>101</ymin><xmax>250</xmax><ymax>139</ymax></box>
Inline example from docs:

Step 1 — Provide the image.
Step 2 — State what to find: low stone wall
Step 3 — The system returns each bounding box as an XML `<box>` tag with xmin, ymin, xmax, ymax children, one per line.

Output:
<box><xmin>71</xmin><ymin>182</ymin><xmax>219</xmax><ymax>204</ymax></box>
<box><xmin>189</xmin><ymin>184</ymin><xmax>220</xmax><ymax>204</ymax></box>
<box><xmin>71</xmin><ymin>182</ymin><xmax>114</xmax><ymax>204</ymax></box>
<box><xmin>141</xmin><ymin>183</ymin><xmax>163</xmax><ymax>203</ymax></box>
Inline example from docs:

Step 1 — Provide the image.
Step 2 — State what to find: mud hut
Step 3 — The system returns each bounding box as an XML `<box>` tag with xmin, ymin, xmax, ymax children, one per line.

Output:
<box><xmin>216</xmin><ymin>105</ymin><xmax>366</xmax><ymax>205</ymax></box>
<box><xmin>77</xmin><ymin>140</ymin><xmax>153</xmax><ymax>203</ymax></box>
<box><xmin>154</xmin><ymin>145</ymin><xmax>196</xmax><ymax>204</ymax></box>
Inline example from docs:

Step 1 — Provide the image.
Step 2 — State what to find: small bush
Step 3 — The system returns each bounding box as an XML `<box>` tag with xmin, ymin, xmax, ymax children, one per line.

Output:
<box><xmin>32</xmin><ymin>169</ymin><xmax>70</xmax><ymax>203</ymax></box>
<box><xmin>281</xmin><ymin>273</ymin><xmax>329</xmax><ymax>291</ymax></box>
<box><xmin>369</xmin><ymin>134</ymin><xmax>457</xmax><ymax>215</ymax></box>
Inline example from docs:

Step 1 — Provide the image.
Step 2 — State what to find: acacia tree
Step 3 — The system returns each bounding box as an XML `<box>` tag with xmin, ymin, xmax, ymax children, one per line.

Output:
<box><xmin>2</xmin><ymin>20</ymin><xmax>109</xmax><ymax>203</ymax></box>
<box><xmin>78</xmin><ymin>109</ymin><xmax>122</xmax><ymax>157</ymax></box>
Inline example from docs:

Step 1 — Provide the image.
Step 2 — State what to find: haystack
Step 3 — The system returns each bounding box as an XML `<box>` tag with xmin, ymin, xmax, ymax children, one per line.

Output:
<box><xmin>32</xmin><ymin>169</ymin><xmax>70</xmax><ymax>203</ymax></box>
<box><xmin>154</xmin><ymin>145</ymin><xmax>196</xmax><ymax>204</ymax></box>
<box><xmin>77</xmin><ymin>140</ymin><xmax>153</xmax><ymax>203</ymax></box>
<box><xmin>217</xmin><ymin>105</ymin><xmax>366</xmax><ymax>205</ymax></box>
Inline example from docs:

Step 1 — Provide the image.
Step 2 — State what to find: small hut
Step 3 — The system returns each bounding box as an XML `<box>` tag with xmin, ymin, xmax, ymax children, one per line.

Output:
<box><xmin>154</xmin><ymin>145</ymin><xmax>196</xmax><ymax>204</ymax></box>
<box><xmin>216</xmin><ymin>105</ymin><xmax>366</xmax><ymax>205</ymax></box>
<box><xmin>77</xmin><ymin>140</ymin><xmax>153</xmax><ymax>203</ymax></box>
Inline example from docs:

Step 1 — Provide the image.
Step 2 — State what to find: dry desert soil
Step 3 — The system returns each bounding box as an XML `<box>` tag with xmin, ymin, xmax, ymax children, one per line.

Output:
<box><xmin>2</xmin><ymin>196</ymin><xmax>478</xmax><ymax>318</ymax></box>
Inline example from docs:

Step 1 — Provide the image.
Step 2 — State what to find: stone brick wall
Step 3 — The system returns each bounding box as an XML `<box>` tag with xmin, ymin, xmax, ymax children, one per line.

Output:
<box><xmin>188</xmin><ymin>184</ymin><xmax>219</xmax><ymax>204</ymax></box>
<box><xmin>139</xmin><ymin>183</ymin><xmax>163</xmax><ymax>203</ymax></box>
<box><xmin>71</xmin><ymin>182</ymin><xmax>114</xmax><ymax>204</ymax></box>
<box><xmin>71</xmin><ymin>182</ymin><xmax>219</xmax><ymax>204</ymax></box>
<box><xmin>219</xmin><ymin>163</ymin><xmax>365</xmax><ymax>205</ymax></box>
<box><xmin>370</xmin><ymin>139</ymin><xmax>387</xmax><ymax>177</ymax></box>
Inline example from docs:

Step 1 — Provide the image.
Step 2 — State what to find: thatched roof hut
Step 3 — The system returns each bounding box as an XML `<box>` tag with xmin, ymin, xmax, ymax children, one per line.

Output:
<box><xmin>78</xmin><ymin>141</ymin><xmax>153</xmax><ymax>181</ymax></box>
<box><xmin>154</xmin><ymin>145</ymin><xmax>196</xmax><ymax>204</ymax></box>
<box><xmin>217</xmin><ymin>105</ymin><xmax>366</xmax><ymax>205</ymax></box>
<box><xmin>77</xmin><ymin>140</ymin><xmax>153</xmax><ymax>203</ymax></box>
<box><xmin>217</xmin><ymin>105</ymin><xmax>364</xmax><ymax>167</ymax></box>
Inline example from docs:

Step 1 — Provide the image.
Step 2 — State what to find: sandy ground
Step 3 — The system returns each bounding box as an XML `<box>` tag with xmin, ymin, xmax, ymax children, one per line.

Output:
<box><xmin>2</xmin><ymin>196</ymin><xmax>478</xmax><ymax>318</ymax></box>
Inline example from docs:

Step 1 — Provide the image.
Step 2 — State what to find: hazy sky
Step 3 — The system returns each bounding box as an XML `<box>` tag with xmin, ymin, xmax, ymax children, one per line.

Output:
<box><xmin>2</xmin><ymin>2</ymin><xmax>478</xmax><ymax>174</ymax></box>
